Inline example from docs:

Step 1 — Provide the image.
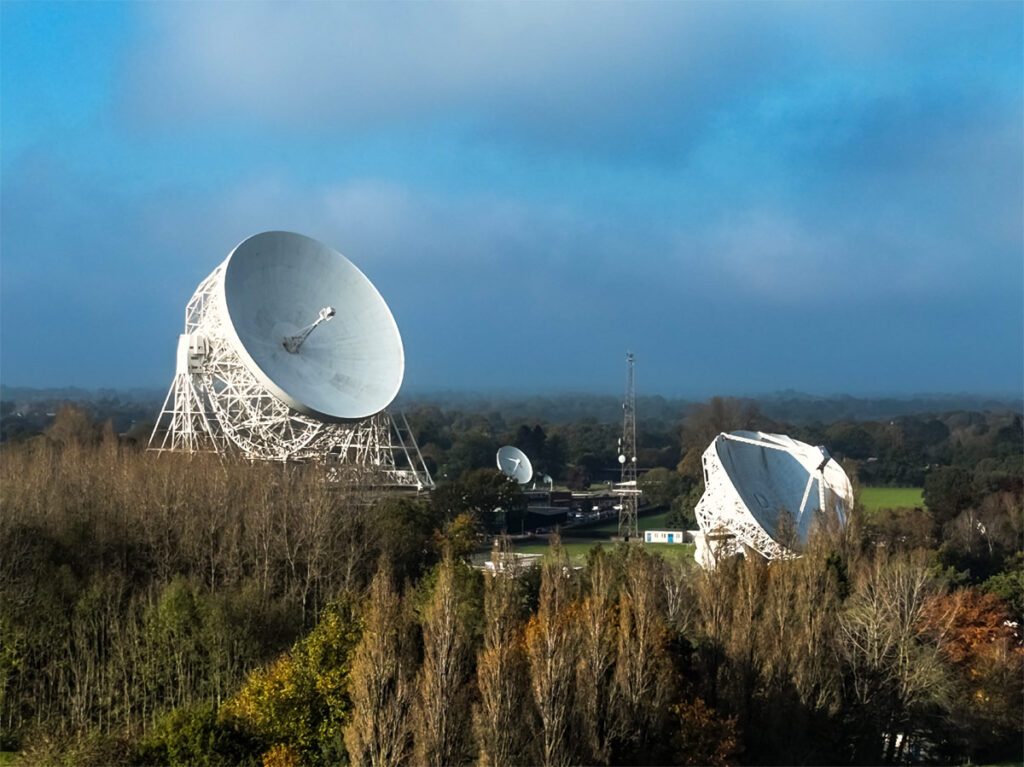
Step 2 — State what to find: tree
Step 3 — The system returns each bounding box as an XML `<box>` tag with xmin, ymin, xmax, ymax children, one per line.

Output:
<box><xmin>344</xmin><ymin>565</ymin><xmax>415</xmax><ymax>767</ymax></box>
<box><xmin>665</xmin><ymin>485</ymin><xmax>702</xmax><ymax>530</ymax></box>
<box><xmin>223</xmin><ymin>600</ymin><xmax>360</xmax><ymax>766</ymax></box>
<box><xmin>919</xmin><ymin>588</ymin><xmax>1024</xmax><ymax>763</ymax></box>
<box><xmin>525</xmin><ymin>540</ymin><xmax>579</xmax><ymax>767</ymax></box>
<box><xmin>824</xmin><ymin>422</ymin><xmax>877</xmax><ymax>461</ymax></box>
<box><xmin>442</xmin><ymin>432</ymin><xmax>499</xmax><ymax>480</ymax></box>
<box><xmin>432</xmin><ymin>469</ymin><xmax>523</xmax><ymax>535</ymax></box>
<box><xmin>514</xmin><ymin>424</ymin><xmax>547</xmax><ymax>465</ymax></box>
<box><xmin>45</xmin><ymin>404</ymin><xmax>98</xmax><ymax>448</ymax></box>
<box><xmin>413</xmin><ymin>555</ymin><xmax>475</xmax><ymax>766</ymax></box>
<box><xmin>612</xmin><ymin>547</ymin><xmax>676</xmax><ymax>764</ymax></box>
<box><xmin>438</xmin><ymin>512</ymin><xmax>482</xmax><ymax>562</ymax></box>
<box><xmin>837</xmin><ymin>552</ymin><xmax>951</xmax><ymax>763</ymax></box>
<box><xmin>923</xmin><ymin>466</ymin><xmax>975</xmax><ymax>528</ymax></box>
<box><xmin>671</xmin><ymin>698</ymin><xmax>739</xmax><ymax>767</ymax></box>
<box><xmin>475</xmin><ymin>540</ymin><xmax>531</xmax><ymax>767</ymax></box>
<box><xmin>677</xmin><ymin>397</ymin><xmax>763</xmax><ymax>482</ymax></box>
<box><xmin>681</xmin><ymin>398</ymin><xmax>762</xmax><ymax>454</ymax></box>
<box><xmin>565</xmin><ymin>464</ymin><xmax>592</xmax><ymax>491</ymax></box>
<box><xmin>575</xmin><ymin>548</ymin><xmax>619</xmax><ymax>765</ymax></box>
<box><xmin>376</xmin><ymin>496</ymin><xmax>443</xmax><ymax>583</ymax></box>
<box><xmin>136</xmin><ymin>702</ymin><xmax>258</xmax><ymax>767</ymax></box>
<box><xmin>541</xmin><ymin>433</ymin><xmax>568</xmax><ymax>481</ymax></box>
<box><xmin>636</xmin><ymin>467</ymin><xmax>682</xmax><ymax>508</ymax></box>
<box><xmin>984</xmin><ymin>553</ymin><xmax>1024</xmax><ymax>623</ymax></box>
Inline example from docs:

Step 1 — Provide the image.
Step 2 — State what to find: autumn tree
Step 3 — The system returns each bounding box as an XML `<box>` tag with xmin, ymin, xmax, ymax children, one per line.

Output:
<box><xmin>220</xmin><ymin>599</ymin><xmax>361</xmax><ymax>766</ymax></box>
<box><xmin>575</xmin><ymin>548</ymin><xmax>619</xmax><ymax>765</ymax></box>
<box><xmin>413</xmin><ymin>554</ymin><xmax>475</xmax><ymax>766</ymax></box>
<box><xmin>919</xmin><ymin>588</ymin><xmax>1024</xmax><ymax>763</ymax></box>
<box><xmin>742</xmin><ymin>536</ymin><xmax>848</xmax><ymax>762</ymax></box>
<box><xmin>344</xmin><ymin>565</ymin><xmax>415</xmax><ymax>767</ymax></box>
<box><xmin>612</xmin><ymin>546</ymin><xmax>676</xmax><ymax>763</ymax></box>
<box><xmin>671</xmin><ymin>697</ymin><xmax>739</xmax><ymax>767</ymax></box>
<box><xmin>474</xmin><ymin>540</ymin><xmax>531</xmax><ymax>767</ymax></box>
<box><xmin>525</xmin><ymin>539</ymin><xmax>579</xmax><ymax>767</ymax></box>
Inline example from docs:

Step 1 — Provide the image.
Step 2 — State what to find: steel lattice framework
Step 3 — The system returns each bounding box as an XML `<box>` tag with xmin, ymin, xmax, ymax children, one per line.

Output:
<box><xmin>693</xmin><ymin>431</ymin><xmax>853</xmax><ymax>567</ymax></box>
<box><xmin>149</xmin><ymin>265</ymin><xmax>433</xmax><ymax>490</ymax></box>
<box><xmin>694</xmin><ymin>447</ymin><xmax>793</xmax><ymax>564</ymax></box>
<box><xmin>616</xmin><ymin>351</ymin><xmax>640</xmax><ymax>539</ymax></box>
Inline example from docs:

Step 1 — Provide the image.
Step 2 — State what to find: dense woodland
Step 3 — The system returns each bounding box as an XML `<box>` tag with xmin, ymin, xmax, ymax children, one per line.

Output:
<box><xmin>0</xmin><ymin>398</ymin><xmax>1021</xmax><ymax>765</ymax></box>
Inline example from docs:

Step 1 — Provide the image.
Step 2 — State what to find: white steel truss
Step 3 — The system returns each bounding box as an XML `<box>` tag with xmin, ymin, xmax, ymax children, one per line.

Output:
<box><xmin>149</xmin><ymin>266</ymin><xmax>433</xmax><ymax>490</ymax></box>
<box><xmin>694</xmin><ymin>447</ymin><xmax>794</xmax><ymax>563</ymax></box>
<box><xmin>693</xmin><ymin>431</ymin><xmax>853</xmax><ymax>567</ymax></box>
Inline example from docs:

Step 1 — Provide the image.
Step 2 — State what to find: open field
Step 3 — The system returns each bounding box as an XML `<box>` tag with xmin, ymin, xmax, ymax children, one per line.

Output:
<box><xmin>505</xmin><ymin>538</ymin><xmax>695</xmax><ymax>566</ymax></box>
<box><xmin>566</xmin><ymin>508</ymin><xmax>675</xmax><ymax>537</ymax></box>
<box><xmin>495</xmin><ymin>508</ymin><xmax>694</xmax><ymax>565</ymax></box>
<box><xmin>860</xmin><ymin>486</ymin><xmax>925</xmax><ymax>511</ymax></box>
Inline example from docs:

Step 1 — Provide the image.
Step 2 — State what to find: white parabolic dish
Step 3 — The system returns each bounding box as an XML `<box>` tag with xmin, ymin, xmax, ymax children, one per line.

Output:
<box><xmin>694</xmin><ymin>431</ymin><xmax>854</xmax><ymax>563</ymax></box>
<box><xmin>496</xmin><ymin>445</ymin><xmax>534</xmax><ymax>485</ymax></box>
<box><xmin>218</xmin><ymin>231</ymin><xmax>404</xmax><ymax>422</ymax></box>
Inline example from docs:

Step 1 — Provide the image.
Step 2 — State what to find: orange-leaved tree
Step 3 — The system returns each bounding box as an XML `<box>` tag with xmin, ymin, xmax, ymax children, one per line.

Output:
<box><xmin>525</xmin><ymin>538</ymin><xmax>579</xmax><ymax>767</ymax></box>
<box><xmin>919</xmin><ymin>587</ymin><xmax>1024</xmax><ymax>762</ymax></box>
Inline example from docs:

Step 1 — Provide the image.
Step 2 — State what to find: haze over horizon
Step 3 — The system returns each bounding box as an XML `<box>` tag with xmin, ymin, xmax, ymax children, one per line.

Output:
<box><xmin>2</xmin><ymin>2</ymin><xmax>1022</xmax><ymax>397</ymax></box>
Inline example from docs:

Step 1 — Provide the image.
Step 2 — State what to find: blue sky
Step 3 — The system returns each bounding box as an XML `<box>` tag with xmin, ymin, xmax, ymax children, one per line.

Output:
<box><xmin>2</xmin><ymin>1</ymin><xmax>1021</xmax><ymax>396</ymax></box>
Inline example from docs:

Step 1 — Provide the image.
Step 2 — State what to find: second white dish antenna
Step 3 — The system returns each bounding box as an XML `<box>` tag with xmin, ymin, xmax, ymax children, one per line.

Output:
<box><xmin>496</xmin><ymin>445</ymin><xmax>534</xmax><ymax>485</ymax></box>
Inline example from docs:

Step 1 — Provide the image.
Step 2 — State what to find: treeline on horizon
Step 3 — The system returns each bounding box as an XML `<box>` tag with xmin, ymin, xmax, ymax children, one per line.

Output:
<box><xmin>2</xmin><ymin>385</ymin><xmax>1021</xmax><ymax>442</ymax></box>
<box><xmin>0</xmin><ymin>400</ymin><xmax>1021</xmax><ymax>766</ymax></box>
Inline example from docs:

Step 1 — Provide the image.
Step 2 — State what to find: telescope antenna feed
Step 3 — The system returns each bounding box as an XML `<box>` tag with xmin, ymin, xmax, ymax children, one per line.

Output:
<box><xmin>283</xmin><ymin>306</ymin><xmax>337</xmax><ymax>354</ymax></box>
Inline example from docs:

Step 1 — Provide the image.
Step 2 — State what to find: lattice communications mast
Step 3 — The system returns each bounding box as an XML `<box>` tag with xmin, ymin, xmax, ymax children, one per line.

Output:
<box><xmin>617</xmin><ymin>351</ymin><xmax>639</xmax><ymax>539</ymax></box>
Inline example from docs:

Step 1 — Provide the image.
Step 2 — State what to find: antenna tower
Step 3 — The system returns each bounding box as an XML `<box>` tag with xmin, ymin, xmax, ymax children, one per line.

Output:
<box><xmin>617</xmin><ymin>351</ymin><xmax>639</xmax><ymax>539</ymax></box>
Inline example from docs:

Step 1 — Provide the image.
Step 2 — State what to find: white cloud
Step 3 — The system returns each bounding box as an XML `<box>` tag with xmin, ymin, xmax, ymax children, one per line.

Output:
<box><xmin>121</xmin><ymin>2</ymin><xmax>1019</xmax><ymax>145</ymax></box>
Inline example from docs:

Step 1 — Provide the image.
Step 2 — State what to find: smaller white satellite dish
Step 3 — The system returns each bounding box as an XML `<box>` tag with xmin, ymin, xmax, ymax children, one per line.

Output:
<box><xmin>496</xmin><ymin>445</ymin><xmax>534</xmax><ymax>485</ymax></box>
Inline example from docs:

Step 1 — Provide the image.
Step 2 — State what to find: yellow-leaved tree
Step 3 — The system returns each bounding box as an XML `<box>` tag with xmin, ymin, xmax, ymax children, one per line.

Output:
<box><xmin>222</xmin><ymin>600</ymin><xmax>360</xmax><ymax>767</ymax></box>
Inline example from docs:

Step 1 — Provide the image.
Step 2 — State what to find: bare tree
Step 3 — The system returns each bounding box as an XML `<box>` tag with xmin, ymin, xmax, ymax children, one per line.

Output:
<box><xmin>838</xmin><ymin>550</ymin><xmax>951</xmax><ymax>763</ymax></box>
<box><xmin>663</xmin><ymin>556</ymin><xmax>697</xmax><ymax>637</ymax></box>
<box><xmin>45</xmin><ymin>404</ymin><xmax>98</xmax><ymax>448</ymax></box>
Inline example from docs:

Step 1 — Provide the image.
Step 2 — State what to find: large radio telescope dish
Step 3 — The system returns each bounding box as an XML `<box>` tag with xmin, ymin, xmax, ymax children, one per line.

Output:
<box><xmin>694</xmin><ymin>431</ymin><xmax>853</xmax><ymax>567</ymax></box>
<box><xmin>222</xmin><ymin>231</ymin><xmax>404</xmax><ymax>421</ymax></box>
<box><xmin>496</xmin><ymin>445</ymin><xmax>534</xmax><ymax>485</ymax></box>
<box><xmin>149</xmin><ymin>231</ymin><xmax>432</xmax><ymax>487</ymax></box>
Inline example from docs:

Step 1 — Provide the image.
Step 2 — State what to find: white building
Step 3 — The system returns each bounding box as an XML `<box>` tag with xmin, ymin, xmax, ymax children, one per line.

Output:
<box><xmin>644</xmin><ymin>530</ymin><xmax>686</xmax><ymax>544</ymax></box>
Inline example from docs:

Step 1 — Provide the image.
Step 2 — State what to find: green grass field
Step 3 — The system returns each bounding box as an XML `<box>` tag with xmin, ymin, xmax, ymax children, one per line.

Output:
<box><xmin>568</xmin><ymin>509</ymin><xmax>675</xmax><ymax>537</ymax></box>
<box><xmin>860</xmin><ymin>486</ymin><xmax>925</xmax><ymax>511</ymax></box>
<box><xmin>506</xmin><ymin>538</ymin><xmax>695</xmax><ymax>566</ymax></box>
<box><xmin>500</xmin><ymin>509</ymin><xmax>693</xmax><ymax>565</ymax></box>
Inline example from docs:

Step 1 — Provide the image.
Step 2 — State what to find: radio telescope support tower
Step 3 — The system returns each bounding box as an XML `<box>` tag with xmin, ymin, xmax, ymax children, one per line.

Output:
<box><xmin>617</xmin><ymin>352</ymin><xmax>640</xmax><ymax>539</ymax></box>
<box><xmin>147</xmin><ymin>231</ymin><xmax>434</xmax><ymax>491</ymax></box>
